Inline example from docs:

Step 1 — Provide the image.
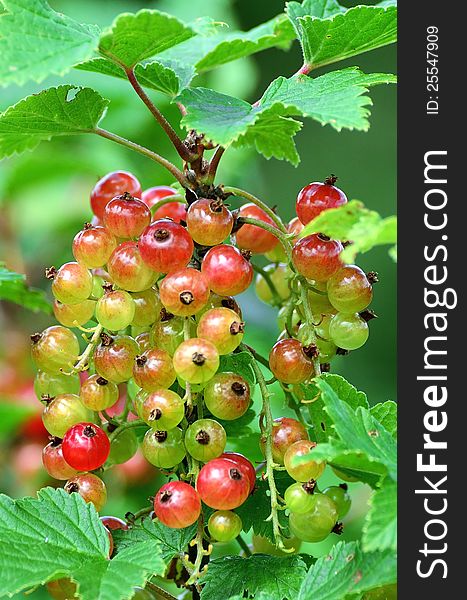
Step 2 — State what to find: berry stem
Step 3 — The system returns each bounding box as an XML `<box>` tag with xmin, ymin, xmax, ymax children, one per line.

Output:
<box><xmin>70</xmin><ymin>324</ymin><xmax>103</xmax><ymax>373</ymax></box>
<box><xmin>241</xmin><ymin>345</ymin><xmax>271</xmax><ymax>371</ymax></box>
<box><xmin>95</xmin><ymin>128</ymin><xmax>190</xmax><ymax>188</ymax></box>
<box><xmin>183</xmin><ymin>318</ymin><xmax>193</xmax><ymax>409</ymax></box>
<box><xmin>145</xmin><ymin>581</ymin><xmax>178</xmax><ymax>600</ymax></box>
<box><xmin>108</xmin><ymin>419</ymin><xmax>146</xmax><ymax>443</ymax></box>
<box><xmin>224</xmin><ymin>186</ymin><xmax>287</xmax><ymax>234</ymax></box>
<box><xmin>125</xmin><ymin>68</ymin><xmax>197</xmax><ymax>163</ymax></box>
<box><xmin>279</xmin><ymin>382</ymin><xmax>306</xmax><ymax>424</ymax></box>
<box><xmin>252</xmin><ymin>263</ymin><xmax>282</xmax><ymax>307</ymax></box>
<box><xmin>298</xmin><ymin>278</ymin><xmax>322</xmax><ymax>377</ymax></box>
<box><xmin>236</xmin><ymin>534</ymin><xmax>252</xmax><ymax>557</ymax></box>
<box><xmin>204</xmin><ymin>146</ymin><xmax>226</xmax><ymax>184</ymax></box>
<box><xmin>241</xmin><ymin>343</ymin><xmax>285</xmax><ymax>550</ymax></box>
<box><xmin>235</xmin><ymin>216</ymin><xmax>293</xmax><ymax>263</ymax></box>
<box><xmin>186</xmin><ymin>515</ymin><xmax>212</xmax><ymax>587</ymax></box>
<box><xmin>149</xmin><ymin>194</ymin><xmax>186</xmax><ymax>217</ymax></box>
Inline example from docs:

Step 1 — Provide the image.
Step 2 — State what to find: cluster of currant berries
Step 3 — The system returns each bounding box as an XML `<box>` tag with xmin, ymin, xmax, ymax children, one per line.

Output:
<box><xmin>31</xmin><ymin>169</ymin><xmax>371</xmax><ymax>550</ymax></box>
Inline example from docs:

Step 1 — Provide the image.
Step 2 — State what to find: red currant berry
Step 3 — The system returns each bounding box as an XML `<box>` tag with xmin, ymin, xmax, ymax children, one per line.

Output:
<box><xmin>96</xmin><ymin>288</ymin><xmax>135</xmax><ymax>331</ymax></box>
<box><xmin>150</xmin><ymin>311</ymin><xmax>187</xmax><ymax>356</ymax></box>
<box><xmin>133</xmin><ymin>348</ymin><xmax>176</xmax><ymax>391</ymax></box>
<box><xmin>80</xmin><ymin>374</ymin><xmax>119</xmax><ymax>411</ymax></box>
<box><xmin>47</xmin><ymin>262</ymin><xmax>93</xmax><ymax>305</ymax></box>
<box><xmin>197</xmin><ymin>294</ymin><xmax>243</xmax><ymax>321</ymax></box>
<box><xmin>62</xmin><ymin>423</ymin><xmax>110</xmax><ymax>471</ymax></box>
<box><xmin>307</xmin><ymin>287</ymin><xmax>336</xmax><ymax>316</ymax></box>
<box><xmin>72</xmin><ymin>224</ymin><xmax>117</xmax><ymax>268</ymax></box>
<box><xmin>289</xmin><ymin>493</ymin><xmax>338</xmax><ymax>542</ymax></box>
<box><xmin>327</xmin><ymin>265</ymin><xmax>373</xmax><ymax>313</ymax></box>
<box><xmin>139</xmin><ymin>219</ymin><xmax>194</xmax><ymax>274</ymax></box>
<box><xmin>185</xmin><ymin>418</ymin><xmax>227</xmax><ymax>462</ymax></box>
<box><xmin>269</xmin><ymin>338</ymin><xmax>315</xmax><ymax>384</ymax></box>
<box><xmin>42</xmin><ymin>438</ymin><xmax>78</xmax><ymax>480</ymax></box>
<box><xmin>322</xmin><ymin>484</ymin><xmax>351</xmax><ymax>518</ymax></box>
<box><xmin>107</xmin><ymin>241</ymin><xmax>158</xmax><ymax>292</ymax></box>
<box><xmin>34</xmin><ymin>370</ymin><xmax>80</xmax><ymax>400</ymax></box>
<box><xmin>134</xmin><ymin>331</ymin><xmax>152</xmax><ymax>352</ymax></box>
<box><xmin>42</xmin><ymin>394</ymin><xmax>93</xmax><ymax>438</ymax></box>
<box><xmin>159</xmin><ymin>268</ymin><xmax>210</xmax><ymax>317</ymax></box>
<box><xmin>172</xmin><ymin>338</ymin><xmax>219</xmax><ymax>384</ymax></box>
<box><xmin>197</xmin><ymin>457</ymin><xmax>250</xmax><ymax>510</ymax></box>
<box><xmin>65</xmin><ymin>473</ymin><xmax>107</xmax><ymax>511</ymax></box>
<box><xmin>106</xmin><ymin>425</ymin><xmax>138</xmax><ymax>465</ymax></box>
<box><xmin>100</xmin><ymin>516</ymin><xmax>129</xmax><ymax>531</ymax></box>
<box><xmin>284</xmin><ymin>482</ymin><xmax>316</xmax><ymax>514</ymax></box>
<box><xmin>208</xmin><ymin>510</ymin><xmax>243</xmax><ymax>542</ymax></box>
<box><xmin>31</xmin><ymin>326</ymin><xmax>80</xmax><ymax>374</ymax></box>
<box><xmin>153</xmin><ymin>201</ymin><xmax>187</xmax><ymax>222</ymax></box>
<box><xmin>204</xmin><ymin>373</ymin><xmax>250</xmax><ymax>421</ymax></box>
<box><xmin>197</xmin><ymin>307</ymin><xmax>244</xmax><ymax>355</ymax></box>
<box><xmin>94</xmin><ymin>334</ymin><xmax>139</xmax><ymax>383</ymax></box>
<box><xmin>141</xmin><ymin>185</ymin><xmax>178</xmax><ymax>207</ymax></box>
<box><xmin>141</xmin><ymin>389</ymin><xmax>185</xmax><ymax>430</ymax></box>
<box><xmin>53</xmin><ymin>299</ymin><xmax>95</xmax><ymax>328</ymax></box>
<box><xmin>187</xmin><ymin>198</ymin><xmax>233</xmax><ymax>246</ymax></box>
<box><xmin>220</xmin><ymin>452</ymin><xmax>256</xmax><ymax>493</ymax></box>
<box><xmin>292</xmin><ymin>234</ymin><xmax>343</xmax><ymax>282</ymax></box>
<box><xmin>142</xmin><ymin>428</ymin><xmax>186</xmax><ymax>468</ymax></box>
<box><xmin>103</xmin><ymin>192</ymin><xmax>151</xmax><ymax>239</ymax></box>
<box><xmin>329</xmin><ymin>312</ymin><xmax>369</xmax><ymax>350</ymax></box>
<box><xmin>131</xmin><ymin>288</ymin><xmax>161</xmax><ymax>327</ymax></box>
<box><xmin>235</xmin><ymin>204</ymin><xmax>279</xmax><ymax>254</ymax></box>
<box><xmin>154</xmin><ymin>481</ymin><xmax>201</xmax><ymax>529</ymax></box>
<box><xmin>296</xmin><ymin>178</ymin><xmax>347</xmax><ymax>225</ymax></box>
<box><xmin>288</xmin><ymin>216</ymin><xmax>304</xmax><ymax>239</ymax></box>
<box><xmin>284</xmin><ymin>440</ymin><xmax>325</xmax><ymax>482</ymax></box>
<box><xmin>255</xmin><ymin>263</ymin><xmax>291</xmax><ymax>305</ymax></box>
<box><xmin>201</xmin><ymin>245</ymin><xmax>253</xmax><ymax>296</ymax></box>
<box><xmin>261</xmin><ymin>417</ymin><xmax>309</xmax><ymax>465</ymax></box>
<box><xmin>91</xmin><ymin>171</ymin><xmax>142</xmax><ymax>221</ymax></box>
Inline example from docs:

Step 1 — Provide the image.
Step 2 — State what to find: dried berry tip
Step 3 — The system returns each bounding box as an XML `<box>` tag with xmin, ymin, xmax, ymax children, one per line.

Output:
<box><xmin>30</xmin><ymin>332</ymin><xmax>42</xmax><ymax>344</ymax></box>
<box><xmin>45</xmin><ymin>266</ymin><xmax>57</xmax><ymax>280</ymax></box>
<box><xmin>324</xmin><ymin>174</ymin><xmax>338</xmax><ymax>186</ymax></box>
<box><xmin>302</xmin><ymin>343</ymin><xmax>319</xmax><ymax>359</ymax></box>
<box><xmin>366</xmin><ymin>271</ymin><xmax>379</xmax><ymax>284</ymax></box>
<box><xmin>154</xmin><ymin>228</ymin><xmax>170</xmax><ymax>242</ymax></box>
<box><xmin>136</xmin><ymin>355</ymin><xmax>148</xmax><ymax>367</ymax></box>
<box><xmin>160</xmin><ymin>308</ymin><xmax>174</xmax><ymax>322</ymax></box>
<box><xmin>65</xmin><ymin>482</ymin><xmax>79</xmax><ymax>493</ymax></box>
<box><xmin>192</xmin><ymin>352</ymin><xmax>206</xmax><ymax>366</ymax></box>
<box><xmin>160</xmin><ymin>490</ymin><xmax>172</xmax><ymax>503</ymax></box>
<box><xmin>96</xmin><ymin>377</ymin><xmax>108</xmax><ymax>386</ymax></box>
<box><xmin>195</xmin><ymin>430</ymin><xmax>210</xmax><ymax>445</ymax></box>
<box><xmin>230</xmin><ymin>321</ymin><xmax>245</xmax><ymax>335</ymax></box>
<box><xmin>149</xmin><ymin>408</ymin><xmax>162</xmax><ymax>421</ymax></box>
<box><xmin>359</xmin><ymin>309</ymin><xmax>378</xmax><ymax>322</ymax></box>
<box><xmin>180</xmin><ymin>291</ymin><xmax>194</xmax><ymax>305</ymax></box>
<box><xmin>231</xmin><ymin>381</ymin><xmax>246</xmax><ymax>396</ymax></box>
<box><xmin>302</xmin><ymin>479</ymin><xmax>317</xmax><ymax>494</ymax></box>
<box><xmin>84</xmin><ymin>425</ymin><xmax>97</xmax><ymax>438</ymax></box>
<box><xmin>230</xmin><ymin>468</ymin><xmax>242</xmax><ymax>480</ymax></box>
<box><xmin>339</xmin><ymin>483</ymin><xmax>348</xmax><ymax>491</ymax></box>
<box><xmin>332</xmin><ymin>522</ymin><xmax>344</xmax><ymax>535</ymax></box>
<box><xmin>154</xmin><ymin>430</ymin><xmax>168</xmax><ymax>442</ymax></box>
<box><xmin>100</xmin><ymin>332</ymin><xmax>114</xmax><ymax>346</ymax></box>
<box><xmin>336</xmin><ymin>347</ymin><xmax>350</xmax><ymax>356</ymax></box>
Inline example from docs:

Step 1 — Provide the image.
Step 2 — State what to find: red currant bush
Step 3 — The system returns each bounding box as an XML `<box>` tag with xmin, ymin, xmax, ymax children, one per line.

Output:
<box><xmin>94</xmin><ymin>334</ymin><xmax>140</xmax><ymax>384</ymax></box>
<box><xmin>139</xmin><ymin>219</ymin><xmax>194</xmax><ymax>274</ymax></box>
<box><xmin>107</xmin><ymin>241</ymin><xmax>158</xmax><ymax>292</ymax></box>
<box><xmin>292</xmin><ymin>234</ymin><xmax>343</xmax><ymax>282</ymax></box>
<box><xmin>133</xmin><ymin>348</ymin><xmax>176</xmax><ymax>391</ymax></box>
<box><xmin>204</xmin><ymin>372</ymin><xmax>251</xmax><ymax>420</ymax></box>
<box><xmin>172</xmin><ymin>338</ymin><xmax>220</xmax><ymax>384</ymax></box>
<box><xmin>327</xmin><ymin>265</ymin><xmax>373</xmax><ymax>313</ymax></box>
<box><xmin>235</xmin><ymin>203</ymin><xmax>279</xmax><ymax>254</ymax></box>
<box><xmin>295</xmin><ymin>177</ymin><xmax>347</xmax><ymax>225</ymax></box>
<box><xmin>72</xmin><ymin>224</ymin><xmax>117</xmax><ymax>268</ymax></box>
<box><xmin>42</xmin><ymin>438</ymin><xmax>78</xmax><ymax>480</ymax></box>
<box><xmin>90</xmin><ymin>171</ymin><xmax>142</xmax><ymax>221</ymax></box>
<box><xmin>153</xmin><ymin>481</ymin><xmax>201</xmax><ymax>528</ymax></box>
<box><xmin>269</xmin><ymin>338</ymin><xmax>315</xmax><ymax>384</ymax></box>
<box><xmin>62</xmin><ymin>423</ymin><xmax>111</xmax><ymax>471</ymax></box>
<box><xmin>201</xmin><ymin>245</ymin><xmax>253</xmax><ymax>296</ymax></box>
<box><xmin>103</xmin><ymin>192</ymin><xmax>151</xmax><ymax>238</ymax></box>
<box><xmin>96</xmin><ymin>288</ymin><xmax>135</xmax><ymax>331</ymax></box>
<box><xmin>159</xmin><ymin>267</ymin><xmax>210</xmax><ymax>317</ymax></box>
<box><xmin>284</xmin><ymin>440</ymin><xmax>325</xmax><ymax>482</ymax></box>
<box><xmin>141</xmin><ymin>389</ymin><xmax>185</xmax><ymax>430</ymax></box>
<box><xmin>48</xmin><ymin>262</ymin><xmax>93</xmax><ymax>305</ymax></box>
<box><xmin>142</xmin><ymin>428</ymin><xmax>186</xmax><ymax>468</ymax></box>
<box><xmin>197</xmin><ymin>457</ymin><xmax>250</xmax><ymax>510</ymax></box>
<box><xmin>185</xmin><ymin>418</ymin><xmax>227</xmax><ymax>461</ymax></box>
<box><xmin>80</xmin><ymin>374</ymin><xmax>119</xmax><ymax>411</ymax></box>
<box><xmin>186</xmin><ymin>198</ymin><xmax>233</xmax><ymax>246</ymax></box>
<box><xmin>197</xmin><ymin>307</ymin><xmax>244</xmax><ymax>355</ymax></box>
<box><xmin>208</xmin><ymin>510</ymin><xmax>243</xmax><ymax>542</ymax></box>
<box><xmin>261</xmin><ymin>417</ymin><xmax>309</xmax><ymax>465</ymax></box>
<box><xmin>65</xmin><ymin>473</ymin><xmax>107</xmax><ymax>511</ymax></box>
<box><xmin>31</xmin><ymin>326</ymin><xmax>80</xmax><ymax>373</ymax></box>
<box><xmin>42</xmin><ymin>394</ymin><xmax>93</xmax><ymax>438</ymax></box>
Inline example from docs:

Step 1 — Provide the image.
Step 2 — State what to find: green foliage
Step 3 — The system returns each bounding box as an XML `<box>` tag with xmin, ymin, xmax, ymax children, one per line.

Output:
<box><xmin>217</xmin><ymin>408</ymin><xmax>257</xmax><ymax>438</ymax></box>
<box><xmin>287</xmin><ymin>0</ymin><xmax>397</xmax><ymax>70</ymax></box>
<box><xmin>0</xmin><ymin>0</ymin><xmax>100</xmax><ymax>86</ymax></box>
<box><xmin>362</xmin><ymin>478</ymin><xmax>397</xmax><ymax>553</ymax></box>
<box><xmin>219</xmin><ymin>350</ymin><xmax>256</xmax><ymax>385</ymax></box>
<box><xmin>297</xmin><ymin>541</ymin><xmax>396</xmax><ymax>599</ymax></box>
<box><xmin>300</xmin><ymin>200</ymin><xmax>397</xmax><ymax>262</ymax></box>
<box><xmin>0</xmin><ymin>86</ymin><xmax>108</xmax><ymax>159</ymax></box>
<box><xmin>370</xmin><ymin>401</ymin><xmax>397</xmax><ymax>438</ymax></box>
<box><xmin>0</xmin><ymin>488</ymin><xmax>165</xmax><ymax>599</ymax></box>
<box><xmin>200</xmin><ymin>554</ymin><xmax>308</xmax><ymax>600</ymax></box>
<box><xmin>0</xmin><ymin>262</ymin><xmax>51</xmax><ymax>313</ymax></box>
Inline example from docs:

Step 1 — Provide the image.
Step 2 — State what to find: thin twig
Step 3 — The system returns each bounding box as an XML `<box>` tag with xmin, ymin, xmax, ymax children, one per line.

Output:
<box><xmin>252</xmin><ymin>263</ymin><xmax>282</xmax><ymax>307</ymax></box>
<box><xmin>236</xmin><ymin>534</ymin><xmax>252</xmax><ymax>557</ymax></box>
<box><xmin>149</xmin><ymin>194</ymin><xmax>186</xmax><ymax>217</ymax></box>
<box><xmin>70</xmin><ymin>324</ymin><xmax>103</xmax><ymax>373</ymax></box>
<box><xmin>224</xmin><ymin>186</ymin><xmax>287</xmax><ymax>233</ymax></box>
<box><xmin>205</xmin><ymin>145</ymin><xmax>226</xmax><ymax>183</ymax></box>
<box><xmin>298</xmin><ymin>277</ymin><xmax>322</xmax><ymax>377</ymax></box>
<box><xmin>108</xmin><ymin>419</ymin><xmax>146</xmax><ymax>443</ymax></box>
<box><xmin>236</xmin><ymin>215</ymin><xmax>293</xmax><ymax>263</ymax></box>
<box><xmin>145</xmin><ymin>581</ymin><xmax>178</xmax><ymax>600</ymax></box>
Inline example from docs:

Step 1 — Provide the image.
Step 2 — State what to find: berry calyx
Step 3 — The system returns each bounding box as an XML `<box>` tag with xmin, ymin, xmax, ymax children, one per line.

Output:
<box><xmin>159</xmin><ymin>268</ymin><xmax>210</xmax><ymax>317</ymax></box>
<box><xmin>62</xmin><ymin>423</ymin><xmax>111</xmax><ymax>471</ymax></box>
<box><xmin>153</xmin><ymin>481</ymin><xmax>201</xmax><ymax>529</ymax></box>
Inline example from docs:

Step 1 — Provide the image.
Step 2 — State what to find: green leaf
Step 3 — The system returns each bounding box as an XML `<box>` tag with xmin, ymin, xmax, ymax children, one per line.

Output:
<box><xmin>260</xmin><ymin>69</ymin><xmax>397</xmax><ymax>132</ymax></box>
<box><xmin>0</xmin><ymin>85</ymin><xmax>109</xmax><ymax>159</ymax></box>
<box><xmin>370</xmin><ymin>402</ymin><xmax>397</xmax><ymax>438</ymax></box>
<box><xmin>297</xmin><ymin>541</ymin><xmax>396</xmax><ymax>600</ymax></box>
<box><xmin>235</xmin><ymin>471</ymin><xmax>293</xmax><ymax>542</ymax></box>
<box><xmin>0</xmin><ymin>263</ymin><xmax>51</xmax><ymax>313</ymax></box>
<box><xmin>286</xmin><ymin>2</ymin><xmax>397</xmax><ymax>70</ymax></box>
<box><xmin>98</xmin><ymin>9</ymin><xmax>194</xmax><ymax>69</ymax></box>
<box><xmin>362</xmin><ymin>478</ymin><xmax>397</xmax><ymax>553</ymax></box>
<box><xmin>0</xmin><ymin>488</ymin><xmax>165</xmax><ymax>599</ymax></box>
<box><xmin>219</xmin><ymin>351</ymin><xmax>256</xmax><ymax>386</ymax></box>
<box><xmin>312</xmin><ymin>443</ymin><xmax>387</xmax><ymax>487</ymax></box>
<box><xmin>112</xmin><ymin>517</ymin><xmax>196</xmax><ymax>564</ymax></box>
<box><xmin>300</xmin><ymin>200</ymin><xmax>397</xmax><ymax>262</ymax></box>
<box><xmin>76</xmin><ymin>57</ymin><xmax>195</xmax><ymax>97</ymax></box>
<box><xmin>200</xmin><ymin>554</ymin><xmax>308</xmax><ymax>600</ymax></box>
<box><xmin>314</xmin><ymin>378</ymin><xmax>397</xmax><ymax>482</ymax></box>
<box><xmin>0</xmin><ymin>0</ymin><xmax>100</xmax><ymax>86</ymax></box>
<box><xmin>217</xmin><ymin>408</ymin><xmax>257</xmax><ymax>439</ymax></box>
<box><xmin>305</xmin><ymin>374</ymin><xmax>368</xmax><ymax>443</ymax></box>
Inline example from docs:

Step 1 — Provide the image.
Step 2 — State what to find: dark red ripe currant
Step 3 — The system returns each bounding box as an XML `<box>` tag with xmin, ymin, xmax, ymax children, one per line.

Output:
<box><xmin>100</xmin><ymin>516</ymin><xmax>129</xmax><ymax>531</ymax></box>
<box><xmin>187</xmin><ymin>198</ymin><xmax>233</xmax><ymax>246</ymax></box>
<box><xmin>139</xmin><ymin>219</ymin><xmax>194</xmax><ymax>274</ymax></box>
<box><xmin>292</xmin><ymin>234</ymin><xmax>343</xmax><ymax>282</ymax></box>
<box><xmin>296</xmin><ymin>179</ymin><xmax>347</xmax><ymax>225</ymax></box>
<box><xmin>94</xmin><ymin>334</ymin><xmax>139</xmax><ymax>384</ymax></box>
<box><xmin>201</xmin><ymin>245</ymin><xmax>253</xmax><ymax>296</ymax></box>
<box><xmin>103</xmin><ymin>193</ymin><xmax>151</xmax><ymax>239</ymax></box>
<box><xmin>62</xmin><ymin>423</ymin><xmax>110</xmax><ymax>471</ymax></box>
<box><xmin>269</xmin><ymin>338</ymin><xmax>315</xmax><ymax>384</ymax></box>
<box><xmin>65</xmin><ymin>473</ymin><xmax>107</xmax><ymax>511</ymax></box>
<box><xmin>197</xmin><ymin>457</ymin><xmax>250</xmax><ymax>510</ymax></box>
<box><xmin>42</xmin><ymin>438</ymin><xmax>78</xmax><ymax>480</ymax></box>
<box><xmin>153</xmin><ymin>481</ymin><xmax>201</xmax><ymax>529</ymax></box>
<box><xmin>133</xmin><ymin>348</ymin><xmax>176</xmax><ymax>391</ymax></box>
<box><xmin>107</xmin><ymin>241</ymin><xmax>158</xmax><ymax>292</ymax></box>
<box><xmin>152</xmin><ymin>201</ymin><xmax>186</xmax><ymax>223</ymax></box>
<box><xmin>159</xmin><ymin>267</ymin><xmax>210</xmax><ymax>317</ymax></box>
<box><xmin>235</xmin><ymin>204</ymin><xmax>279</xmax><ymax>254</ymax></box>
<box><xmin>220</xmin><ymin>452</ymin><xmax>256</xmax><ymax>493</ymax></box>
<box><xmin>90</xmin><ymin>171</ymin><xmax>142</xmax><ymax>221</ymax></box>
<box><xmin>73</xmin><ymin>224</ymin><xmax>117</xmax><ymax>269</ymax></box>
<box><xmin>261</xmin><ymin>417</ymin><xmax>309</xmax><ymax>465</ymax></box>
<box><xmin>141</xmin><ymin>185</ymin><xmax>177</xmax><ymax>207</ymax></box>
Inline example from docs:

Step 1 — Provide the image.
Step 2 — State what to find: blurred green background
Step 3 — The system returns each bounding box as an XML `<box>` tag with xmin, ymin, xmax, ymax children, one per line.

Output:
<box><xmin>0</xmin><ymin>0</ymin><xmax>395</xmax><ymax>595</ymax></box>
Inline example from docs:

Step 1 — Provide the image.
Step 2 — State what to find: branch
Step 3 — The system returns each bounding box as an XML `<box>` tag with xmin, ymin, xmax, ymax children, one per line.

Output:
<box><xmin>204</xmin><ymin>145</ymin><xmax>226</xmax><ymax>184</ymax></box>
<box><xmin>68</xmin><ymin>324</ymin><xmax>103</xmax><ymax>373</ymax></box>
<box><xmin>95</xmin><ymin>128</ymin><xmax>190</xmax><ymax>188</ymax></box>
<box><xmin>186</xmin><ymin>515</ymin><xmax>212</xmax><ymax>587</ymax></box>
<box><xmin>298</xmin><ymin>277</ymin><xmax>322</xmax><ymax>377</ymax></box>
<box><xmin>125</xmin><ymin>68</ymin><xmax>197</xmax><ymax>162</ymax></box>
<box><xmin>149</xmin><ymin>194</ymin><xmax>186</xmax><ymax>217</ymax></box>
<box><xmin>145</xmin><ymin>581</ymin><xmax>178</xmax><ymax>600</ymax></box>
<box><xmin>108</xmin><ymin>419</ymin><xmax>146</xmax><ymax>443</ymax></box>
<box><xmin>224</xmin><ymin>186</ymin><xmax>287</xmax><ymax>233</ymax></box>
